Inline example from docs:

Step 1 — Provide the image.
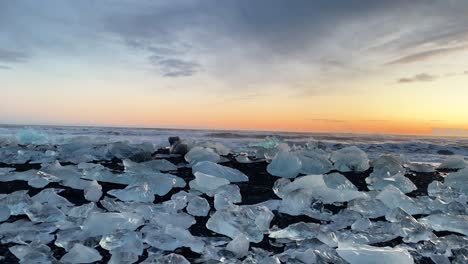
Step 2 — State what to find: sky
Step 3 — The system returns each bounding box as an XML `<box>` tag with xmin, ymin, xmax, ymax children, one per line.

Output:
<box><xmin>1</xmin><ymin>0</ymin><xmax>468</xmax><ymax>136</ymax></box>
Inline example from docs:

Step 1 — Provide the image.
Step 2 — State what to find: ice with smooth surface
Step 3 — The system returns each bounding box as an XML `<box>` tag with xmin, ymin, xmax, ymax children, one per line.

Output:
<box><xmin>192</xmin><ymin>161</ymin><xmax>249</xmax><ymax>182</ymax></box>
<box><xmin>206</xmin><ymin>205</ymin><xmax>273</xmax><ymax>243</ymax></box>
<box><xmin>269</xmin><ymin>222</ymin><xmax>321</xmax><ymax>241</ymax></box>
<box><xmin>189</xmin><ymin>171</ymin><xmax>230</xmax><ymax>193</ymax></box>
<box><xmin>141</xmin><ymin>253</ymin><xmax>190</xmax><ymax>264</ymax></box>
<box><xmin>266</xmin><ymin>151</ymin><xmax>302</xmax><ymax>178</ymax></box>
<box><xmin>408</xmin><ymin>163</ymin><xmax>435</xmax><ymax>173</ymax></box>
<box><xmin>214</xmin><ymin>184</ymin><xmax>242</xmax><ymax>210</ymax></box>
<box><xmin>24</xmin><ymin>203</ymin><xmax>65</xmax><ymax>223</ymax></box>
<box><xmin>0</xmin><ymin>205</ymin><xmax>11</xmax><ymax>222</ymax></box>
<box><xmin>376</xmin><ymin>185</ymin><xmax>424</xmax><ymax>215</ymax></box>
<box><xmin>298</xmin><ymin>150</ymin><xmax>333</xmax><ymax>175</ymax></box>
<box><xmin>60</xmin><ymin>243</ymin><xmax>102</xmax><ymax>263</ymax></box>
<box><xmin>331</xmin><ymin>146</ymin><xmax>370</xmax><ymax>172</ymax></box>
<box><xmin>445</xmin><ymin>167</ymin><xmax>468</xmax><ymax>192</ymax></box>
<box><xmin>438</xmin><ymin>155</ymin><xmax>466</xmax><ymax>170</ymax></box>
<box><xmin>84</xmin><ymin>180</ymin><xmax>102</xmax><ymax>202</ymax></box>
<box><xmin>368</xmin><ymin>173</ymin><xmax>417</xmax><ymax>194</ymax></box>
<box><xmin>187</xmin><ymin>196</ymin><xmax>210</xmax><ymax>216</ymax></box>
<box><xmin>336</xmin><ymin>244</ymin><xmax>414</xmax><ymax>264</ymax></box>
<box><xmin>185</xmin><ymin>146</ymin><xmax>220</xmax><ymax>165</ymax></box>
<box><xmin>420</xmin><ymin>214</ymin><xmax>468</xmax><ymax>236</ymax></box>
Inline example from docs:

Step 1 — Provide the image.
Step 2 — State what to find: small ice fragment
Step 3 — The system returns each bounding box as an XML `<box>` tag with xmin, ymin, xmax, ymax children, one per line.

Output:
<box><xmin>187</xmin><ymin>196</ymin><xmax>210</xmax><ymax>216</ymax></box>
<box><xmin>189</xmin><ymin>172</ymin><xmax>230</xmax><ymax>193</ymax></box>
<box><xmin>226</xmin><ymin>234</ymin><xmax>250</xmax><ymax>258</ymax></box>
<box><xmin>60</xmin><ymin>243</ymin><xmax>102</xmax><ymax>263</ymax></box>
<box><xmin>84</xmin><ymin>180</ymin><xmax>102</xmax><ymax>202</ymax></box>
<box><xmin>298</xmin><ymin>152</ymin><xmax>333</xmax><ymax>175</ymax></box>
<box><xmin>368</xmin><ymin>173</ymin><xmax>417</xmax><ymax>194</ymax></box>
<box><xmin>336</xmin><ymin>244</ymin><xmax>414</xmax><ymax>264</ymax></box>
<box><xmin>108</xmin><ymin>183</ymin><xmax>155</xmax><ymax>203</ymax></box>
<box><xmin>331</xmin><ymin>146</ymin><xmax>370</xmax><ymax>172</ymax></box>
<box><xmin>185</xmin><ymin>146</ymin><xmax>220</xmax><ymax>165</ymax></box>
<box><xmin>24</xmin><ymin>203</ymin><xmax>65</xmax><ymax>223</ymax></box>
<box><xmin>192</xmin><ymin>161</ymin><xmax>249</xmax><ymax>182</ymax></box>
<box><xmin>407</xmin><ymin>163</ymin><xmax>435</xmax><ymax>173</ymax></box>
<box><xmin>141</xmin><ymin>253</ymin><xmax>190</xmax><ymax>264</ymax></box>
<box><xmin>266</xmin><ymin>151</ymin><xmax>302</xmax><ymax>178</ymax></box>
<box><xmin>438</xmin><ymin>155</ymin><xmax>466</xmax><ymax>170</ymax></box>
<box><xmin>82</xmin><ymin>212</ymin><xmax>144</xmax><ymax>236</ymax></box>
<box><xmin>214</xmin><ymin>184</ymin><xmax>242</xmax><ymax>210</ymax></box>
<box><xmin>444</xmin><ymin>167</ymin><xmax>468</xmax><ymax>192</ymax></box>
<box><xmin>351</xmin><ymin>218</ymin><xmax>372</xmax><ymax>231</ymax></box>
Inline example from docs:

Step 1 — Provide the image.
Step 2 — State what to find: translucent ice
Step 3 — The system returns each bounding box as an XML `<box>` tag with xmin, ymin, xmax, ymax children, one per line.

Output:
<box><xmin>84</xmin><ymin>180</ymin><xmax>102</xmax><ymax>202</ymax></box>
<box><xmin>408</xmin><ymin>163</ymin><xmax>435</xmax><ymax>173</ymax></box>
<box><xmin>336</xmin><ymin>244</ymin><xmax>414</xmax><ymax>264</ymax></box>
<box><xmin>420</xmin><ymin>214</ymin><xmax>468</xmax><ymax>236</ymax></box>
<box><xmin>192</xmin><ymin>161</ymin><xmax>249</xmax><ymax>182</ymax></box>
<box><xmin>445</xmin><ymin>167</ymin><xmax>468</xmax><ymax>192</ymax></box>
<box><xmin>16</xmin><ymin>128</ymin><xmax>48</xmax><ymax>145</ymax></box>
<box><xmin>438</xmin><ymin>155</ymin><xmax>466</xmax><ymax>170</ymax></box>
<box><xmin>376</xmin><ymin>185</ymin><xmax>424</xmax><ymax>215</ymax></box>
<box><xmin>331</xmin><ymin>146</ymin><xmax>370</xmax><ymax>172</ymax></box>
<box><xmin>348</xmin><ymin>198</ymin><xmax>390</xmax><ymax>218</ymax></box>
<box><xmin>226</xmin><ymin>234</ymin><xmax>250</xmax><ymax>258</ymax></box>
<box><xmin>189</xmin><ymin>171</ymin><xmax>230</xmax><ymax>193</ymax></box>
<box><xmin>206</xmin><ymin>205</ymin><xmax>273</xmax><ymax>243</ymax></box>
<box><xmin>108</xmin><ymin>183</ymin><xmax>155</xmax><ymax>203</ymax></box>
<box><xmin>298</xmin><ymin>151</ymin><xmax>333</xmax><ymax>175</ymax></box>
<box><xmin>368</xmin><ymin>173</ymin><xmax>417</xmax><ymax>194</ymax></box>
<box><xmin>266</xmin><ymin>151</ymin><xmax>302</xmax><ymax>178</ymax></box>
<box><xmin>214</xmin><ymin>184</ymin><xmax>242</xmax><ymax>210</ymax></box>
<box><xmin>185</xmin><ymin>146</ymin><xmax>220</xmax><ymax>165</ymax></box>
<box><xmin>24</xmin><ymin>203</ymin><xmax>66</xmax><ymax>223</ymax></box>
<box><xmin>60</xmin><ymin>243</ymin><xmax>102</xmax><ymax>263</ymax></box>
<box><xmin>269</xmin><ymin>222</ymin><xmax>321</xmax><ymax>241</ymax></box>
<box><xmin>0</xmin><ymin>205</ymin><xmax>11</xmax><ymax>222</ymax></box>
<box><xmin>187</xmin><ymin>196</ymin><xmax>210</xmax><ymax>216</ymax></box>
<box><xmin>141</xmin><ymin>224</ymin><xmax>204</xmax><ymax>253</ymax></box>
<box><xmin>141</xmin><ymin>253</ymin><xmax>190</xmax><ymax>264</ymax></box>
<box><xmin>82</xmin><ymin>212</ymin><xmax>144</xmax><ymax>236</ymax></box>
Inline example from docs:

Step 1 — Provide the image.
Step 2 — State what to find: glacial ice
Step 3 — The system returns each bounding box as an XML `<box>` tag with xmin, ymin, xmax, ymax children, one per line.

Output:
<box><xmin>24</xmin><ymin>203</ymin><xmax>66</xmax><ymax>223</ymax></box>
<box><xmin>367</xmin><ymin>173</ymin><xmax>417</xmax><ymax>194</ymax></box>
<box><xmin>206</xmin><ymin>204</ymin><xmax>274</xmax><ymax>243</ymax></box>
<box><xmin>192</xmin><ymin>161</ymin><xmax>249</xmax><ymax>182</ymax></box>
<box><xmin>336</xmin><ymin>244</ymin><xmax>414</xmax><ymax>264</ymax></box>
<box><xmin>226</xmin><ymin>234</ymin><xmax>250</xmax><ymax>257</ymax></box>
<box><xmin>438</xmin><ymin>155</ymin><xmax>466</xmax><ymax>170</ymax></box>
<box><xmin>16</xmin><ymin>128</ymin><xmax>49</xmax><ymax>145</ymax></box>
<box><xmin>298</xmin><ymin>151</ymin><xmax>333</xmax><ymax>175</ymax></box>
<box><xmin>187</xmin><ymin>196</ymin><xmax>210</xmax><ymax>216</ymax></box>
<box><xmin>60</xmin><ymin>243</ymin><xmax>102</xmax><ymax>263</ymax></box>
<box><xmin>266</xmin><ymin>151</ymin><xmax>302</xmax><ymax>178</ymax></box>
<box><xmin>445</xmin><ymin>167</ymin><xmax>468</xmax><ymax>192</ymax></box>
<box><xmin>0</xmin><ymin>205</ymin><xmax>11</xmax><ymax>222</ymax></box>
<box><xmin>376</xmin><ymin>185</ymin><xmax>425</xmax><ymax>215</ymax></box>
<box><xmin>331</xmin><ymin>146</ymin><xmax>370</xmax><ymax>172</ymax></box>
<box><xmin>108</xmin><ymin>183</ymin><xmax>155</xmax><ymax>203</ymax></box>
<box><xmin>213</xmin><ymin>184</ymin><xmax>242</xmax><ymax>210</ymax></box>
<box><xmin>408</xmin><ymin>162</ymin><xmax>435</xmax><ymax>173</ymax></box>
<box><xmin>82</xmin><ymin>212</ymin><xmax>144</xmax><ymax>236</ymax></box>
<box><xmin>189</xmin><ymin>171</ymin><xmax>230</xmax><ymax>193</ymax></box>
<box><xmin>185</xmin><ymin>146</ymin><xmax>221</xmax><ymax>165</ymax></box>
<box><xmin>141</xmin><ymin>253</ymin><xmax>190</xmax><ymax>264</ymax></box>
<box><xmin>420</xmin><ymin>214</ymin><xmax>468</xmax><ymax>236</ymax></box>
<box><xmin>84</xmin><ymin>180</ymin><xmax>102</xmax><ymax>202</ymax></box>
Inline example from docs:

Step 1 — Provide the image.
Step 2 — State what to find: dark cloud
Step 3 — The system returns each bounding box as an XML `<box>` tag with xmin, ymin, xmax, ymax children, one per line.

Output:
<box><xmin>386</xmin><ymin>46</ymin><xmax>467</xmax><ymax>65</ymax></box>
<box><xmin>0</xmin><ymin>65</ymin><xmax>12</xmax><ymax>70</ymax></box>
<box><xmin>398</xmin><ymin>73</ymin><xmax>437</xmax><ymax>83</ymax></box>
<box><xmin>149</xmin><ymin>57</ymin><xmax>200</xmax><ymax>77</ymax></box>
<box><xmin>0</xmin><ymin>48</ymin><xmax>28</xmax><ymax>63</ymax></box>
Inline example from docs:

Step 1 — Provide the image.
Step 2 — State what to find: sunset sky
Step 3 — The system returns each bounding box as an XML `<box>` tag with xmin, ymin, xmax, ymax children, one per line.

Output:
<box><xmin>1</xmin><ymin>0</ymin><xmax>468</xmax><ymax>135</ymax></box>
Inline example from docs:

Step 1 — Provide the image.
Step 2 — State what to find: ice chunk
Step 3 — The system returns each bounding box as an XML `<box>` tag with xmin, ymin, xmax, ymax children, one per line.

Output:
<box><xmin>141</xmin><ymin>253</ymin><xmax>190</xmax><ymax>264</ymax></box>
<box><xmin>32</xmin><ymin>188</ymin><xmax>73</xmax><ymax>207</ymax></box>
<box><xmin>226</xmin><ymin>234</ymin><xmax>249</xmax><ymax>258</ymax></box>
<box><xmin>82</xmin><ymin>212</ymin><xmax>144</xmax><ymax>236</ymax></box>
<box><xmin>370</xmin><ymin>155</ymin><xmax>405</xmax><ymax>177</ymax></box>
<box><xmin>385</xmin><ymin>208</ymin><xmax>433</xmax><ymax>243</ymax></box>
<box><xmin>108</xmin><ymin>183</ymin><xmax>155</xmax><ymax>203</ymax></box>
<box><xmin>214</xmin><ymin>184</ymin><xmax>242</xmax><ymax>210</ymax></box>
<box><xmin>0</xmin><ymin>190</ymin><xmax>33</xmax><ymax>215</ymax></box>
<box><xmin>420</xmin><ymin>214</ymin><xmax>468</xmax><ymax>236</ymax></box>
<box><xmin>0</xmin><ymin>205</ymin><xmax>11</xmax><ymax>222</ymax></box>
<box><xmin>331</xmin><ymin>146</ymin><xmax>370</xmax><ymax>172</ymax></box>
<box><xmin>407</xmin><ymin>163</ymin><xmax>435</xmax><ymax>173</ymax></box>
<box><xmin>206</xmin><ymin>205</ymin><xmax>273</xmax><ymax>243</ymax></box>
<box><xmin>192</xmin><ymin>161</ymin><xmax>248</xmax><ymax>182</ymax></box>
<box><xmin>269</xmin><ymin>222</ymin><xmax>321</xmax><ymax>241</ymax></box>
<box><xmin>298</xmin><ymin>152</ymin><xmax>333</xmax><ymax>175</ymax></box>
<box><xmin>124</xmin><ymin>159</ymin><xmax>177</xmax><ymax>173</ymax></box>
<box><xmin>187</xmin><ymin>196</ymin><xmax>210</xmax><ymax>216</ymax></box>
<box><xmin>351</xmin><ymin>218</ymin><xmax>372</xmax><ymax>231</ymax></box>
<box><xmin>368</xmin><ymin>173</ymin><xmax>417</xmax><ymax>194</ymax></box>
<box><xmin>67</xmin><ymin>202</ymin><xmax>99</xmax><ymax>218</ymax></box>
<box><xmin>438</xmin><ymin>155</ymin><xmax>466</xmax><ymax>170</ymax></box>
<box><xmin>236</xmin><ymin>154</ymin><xmax>253</xmax><ymax>163</ymax></box>
<box><xmin>278</xmin><ymin>174</ymin><xmax>368</xmax><ymax>206</ymax></box>
<box><xmin>185</xmin><ymin>146</ymin><xmax>220</xmax><ymax>165</ymax></box>
<box><xmin>198</xmin><ymin>141</ymin><xmax>231</xmax><ymax>156</ymax></box>
<box><xmin>266</xmin><ymin>151</ymin><xmax>302</xmax><ymax>178</ymax></box>
<box><xmin>61</xmin><ymin>243</ymin><xmax>102</xmax><ymax>263</ymax></box>
<box><xmin>100</xmin><ymin>231</ymin><xmax>144</xmax><ymax>263</ymax></box>
<box><xmin>141</xmin><ymin>224</ymin><xmax>204</xmax><ymax>253</ymax></box>
<box><xmin>336</xmin><ymin>244</ymin><xmax>414</xmax><ymax>264</ymax></box>
<box><xmin>324</xmin><ymin>172</ymin><xmax>358</xmax><ymax>191</ymax></box>
<box><xmin>84</xmin><ymin>180</ymin><xmax>102</xmax><ymax>202</ymax></box>
<box><xmin>189</xmin><ymin>171</ymin><xmax>230</xmax><ymax>193</ymax></box>
<box><xmin>9</xmin><ymin>243</ymin><xmax>54</xmax><ymax>263</ymax></box>
<box><xmin>445</xmin><ymin>167</ymin><xmax>468</xmax><ymax>192</ymax></box>
<box><xmin>376</xmin><ymin>185</ymin><xmax>424</xmax><ymax>215</ymax></box>
<box><xmin>24</xmin><ymin>203</ymin><xmax>65</xmax><ymax>223</ymax></box>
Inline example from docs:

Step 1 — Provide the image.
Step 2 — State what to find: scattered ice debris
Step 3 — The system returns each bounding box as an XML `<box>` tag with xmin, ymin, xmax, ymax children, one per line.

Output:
<box><xmin>60</xmin><ymin>243</ymin><xmax>102</xmax><ymax>263</ymax></box>
<box><xmin>331</xmin><ymin>146</ymin><xmax>370</xmax><ymax>172</ymax></box>
<box><xmin>16</xmin><ymin>128</ymin><xmax>49</xmax><ymax>144</ymax></box>
<box><xmin>141</xmin><ymin>253</ymin><xmax>190</xmax><ymax>264</ymax></box>
<box><xmin>336</xmin><ymin>244</ymin><xmax>414</xmax><ymax>264</ymax></box>
<box><xmin>185</xmin><ymin>146</ymin><xmax>221</xmax><ymax>165</ymax></box>
<box><xmin>189</xmin><ymin>171</ymin><xmax>230</xmax><ymax>193</ymax></box>
<box><xmin>266</xmin><ymin>151</ymin><xmax>302</xmax><ymax>178</ymax></box>
<box><xmin>192</xmin><ymin>160</ymin><xmax>249</xmax><ymax>182</ymax></box>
